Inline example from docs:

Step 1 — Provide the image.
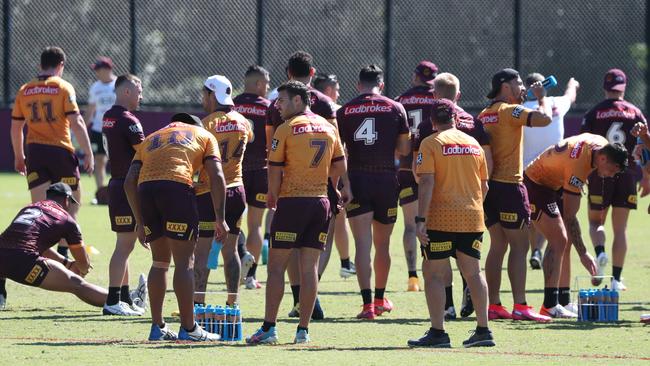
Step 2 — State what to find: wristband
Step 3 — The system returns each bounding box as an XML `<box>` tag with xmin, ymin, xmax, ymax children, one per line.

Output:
<box><xmin>414</xmin><ymin>216</ymin><xmax>426</xmax><ymax>223</ymax></box>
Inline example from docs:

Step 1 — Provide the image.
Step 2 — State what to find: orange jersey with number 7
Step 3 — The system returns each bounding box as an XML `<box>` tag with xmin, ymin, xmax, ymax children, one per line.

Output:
<box><xmin>196</xmin><ymin>109</ymin><xmax>254</xmax><ymax>194</ymax></box>
<box><xmin>11</xmin><ymin>75</ymin><xmax>80</xmax><ymax>152</ymax></box>
<box><xmin>269</xmin><ymin>112</ymin><xmax>345</xmax><ymax>198</ymax></box>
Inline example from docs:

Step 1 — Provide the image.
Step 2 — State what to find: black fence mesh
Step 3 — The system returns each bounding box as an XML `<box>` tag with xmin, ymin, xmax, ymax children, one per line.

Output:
<box><xmin>2</xmin><ymin>0</ymin><xmax>648</xmax><ymax>113</ymax></box>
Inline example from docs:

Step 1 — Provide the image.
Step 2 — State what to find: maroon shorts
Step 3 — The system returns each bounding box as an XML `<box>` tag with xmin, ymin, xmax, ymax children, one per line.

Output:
<box><xmin>483</xmin><ymin>180</ymin><xmax>531</xmax><ymax>229</ymax></box>
<box><xmin>270</xmin><ymin>197</ymin><xmax>331</xmax><ymax>250</ymax></box>
<box><xmin>0</xmin><ymin>249</ymin><xmax>50</xmax><ymax>287</ymax></box>
<box><xmin>346</xmin><ymin>172</ymin><xmax>399</xmax><ymax>224</ymax></box>
<box><xmin>327</xmin><ymin>179</ymin><xmax>340</xmax><ymax>215</ymax></box>
<box><xmin>25</xmin><ymin>143</ymin><xmax>80</xmax><ymax>191</ymax></box>
<box><xmin>138</xmin><ymin>181</ymin><xmax>198</xmax><ymax>242</ymax></box>
<box><xmin>587</xmin><ymin>169</ymin><xmax>638</xmax><ymax>210</ymax></box>
<box><xmin>524</xmin><ymin>174</ymin><xmax>565</xmax><ymax>221</ymax></box>
<box><xmin>243</xmin><ymin>169</ymin><xmax>267</xmax><ymax>209</ymax></box>
<box><xmin>197</xmin><ymin>185</ymin><xmax>246</xmax><ymax>238</ymax></box>
<box><xmin>398</xmin><ymin>170</ymin><xmax>418</xmax><ymax>206</ymax></box>
<box><xmin>108</xmin><ymin>178</ymin><xmax>136</xmax><ymax>232</ymax></box>
<box><xmin>421</xmin><ymin>231</ymin><xmax>483</xmax><ymax>260</ymax></box>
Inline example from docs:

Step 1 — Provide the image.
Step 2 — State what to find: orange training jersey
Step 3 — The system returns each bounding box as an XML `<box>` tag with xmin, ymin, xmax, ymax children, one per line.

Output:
<box><xmin>478</xmin><ymin>101</ymin><xmax>534</xmax><ymax>183</ymax></box>
<box><xmin>525</xmin><ymin>133</ymin><xmax>607</xmax><ymax>194</ymax></box>
<box><xmin>133</xmin><ymin>122</ymin><xmax>220</xmax><ymax>186</ymax></box>
<box><xmin>196</xmin><ymin>109</ymin><xmax>253</xmax><ymax>194</ymax></box>
<box><xmin>11</xmin><ymin>75</ymin><xmax>80</xmax><ymax>152</ymax></box>
<box><xmin>268</xmin><ymin>112</ymin><xmax>345</xmax><ymax>198</ymax></box>
<box><xmin>415</xmin><ymin>128</ymin><xmax>488</xmax><ymax>232</ymax></box>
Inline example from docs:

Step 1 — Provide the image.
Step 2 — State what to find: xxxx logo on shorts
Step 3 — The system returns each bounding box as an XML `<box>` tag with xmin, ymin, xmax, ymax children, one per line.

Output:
<box><xmin>530</xmin><ymin>204</ymin><xmax>537</xmax><ymax>213</ymax></box>
<box><xmin>27</xmin><ymin>172</ymin><xmax>39</xmax><ymax>183</ymax></box>
<box><xmin>275</xmin><ymin>231</ymin><xmax>297</xmax><ymax>242</ymax></box>
<box><xmin>387</xmin><ymin>207</ymin><xmax>398</xmax><ymax>217</ymax></box>
<box><xmin>628</xmin><ymin>195</ymin><xmax>637</xmax><ymax>204</ymax></box>
<box><xmin>319</xmin><ymin>232</ymin><xmax>328</xmax><ymax>243</ymax></box>
<box><xmin>399</xmin><ymin>187</ymin><xmax>414</xmax><ymax>199</ymax></box>
<box><xmin>589</xmin><ymin>195</ymin><xmax>603</xmax><ymax>204</ymax></box>
<box><xmin>346</xmin><ymin>203</ymin><xmax>361</xmax><ymax>211</ymax></box>
<box><xmin>430</xmin><ymin>241</ymin><xmax>452</xmax><ymax>252</ymax></box>
<box><xmin>499</xmin><ymin>212</ymin><xmax>518</xmax><ymax>223</ymax></box>
<box><xmin>199</xmin><ymin>221</ymin><xmax>214</xmax><ymax>231</ymax></box>
<box><xmin>166</xmin><ymin>222</ymin><xmax>188</xmax><ymax>233</ymax></box>
<box><xmin>256</xmin><ymin>193</ymin><xmax>267</xmax><ymax>202</ymax></box>
<box><xmin>24</xmin><ymin>263</ymin><xmax>45</xmax><ymax>284</ymax></box>
<box><xmin>144</xmin><ymin>226</ymin><xmax>152</xmax><ymax>235</ymax></box>
<box><xmin>115</xmin><ymin>216</ymin><xmax>133</xmax><ymax>225</ymax></box>
<box><xmin>61</xmin><ymin>177</ymin><xmax>77</xmax><ymax>185</ymax></box>
<box><xmin>472</xmin><ymin>240</ymin><xmax>481</xmax><ymax>251</ymax></box>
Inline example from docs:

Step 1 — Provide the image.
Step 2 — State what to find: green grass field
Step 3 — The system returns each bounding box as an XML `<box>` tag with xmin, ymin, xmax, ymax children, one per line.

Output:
<box><xmin>1</xmin><ymin>172</ymin><xmax>649</xmax><ymax>365</ymax></box>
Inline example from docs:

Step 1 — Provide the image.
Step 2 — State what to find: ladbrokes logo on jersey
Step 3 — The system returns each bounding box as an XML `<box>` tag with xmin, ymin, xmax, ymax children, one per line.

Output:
<box><xmin>233</xmin><ymin>104</ymin><xmax>267</xmax><ymax>117</ymax></box>
<box><xmin>570</xmin><ymin>141</ymin><xmax>584</xmax><ymax>159</ymax></box>
<box><xmin>292</xmin><ymin>123</ymin><xmax>332</xmax><ymax>135</ymax></box>
<box><xmin>442</xmin><ymin>144</ymin><xmax>481</xmax><ymax>156</ymax></box>
<box><xmin>398</xmin><ymin>95</ymin><xmax>435</xmax><ymax>106</ymax></box>
<box><xmin>215</xmin><ymin>121</ymin><xmax>245</xmax><ymax>134</ymax></box>
<box><xmin>103</xmin><ymin>118</ymin><xmax>116</xmax><ymax>128</ymax></box>
<box><xmin>595</xmin><ymin>108</ymin><xmax>635</xmax><ymax>120</ymax></box>
<box><xmin>343</xmin><ymin>103</ymin><xmax>392</xmax><ymax>115</ymax></box>
<box><xmin>479</xmin><ymin>112</ymin><xmax>498</xmax><ymax>124</ymax></box>
<box><xmin>23</xmin><ymin>85</ymin><xmax>59</xmax><ymax>96</ymax></box>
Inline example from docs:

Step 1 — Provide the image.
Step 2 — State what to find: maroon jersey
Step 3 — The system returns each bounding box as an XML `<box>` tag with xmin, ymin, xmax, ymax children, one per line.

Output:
<box><xmin>581</xmin><ymin>98</ymin><xmax>646</xmax><ymax>165</ymax></box>
<box><xmin>102</xmin><ymin>105</ymin><xmax>145</xmax><ymax>179</ymax></box>
<box><xmin>266</xmin><ymin>86</ymin><xmax>336</xmax><ymax>128</ymax></box>
<box><xmin>337</xmin><ymin>93</ymin><xmax>410</xmax><ymax>173</ymax></box>
<box><xmin>0</xmin><ymin>200</ymin><xmax>82</xmax><ymax>254</ymax></box>
<box><xmin>395</xmin><ymin>85</ymin><xmax>435</xmax><ymax>170</ymax></box>
<box><xmin>414</xmin><ymin>105</ymin><xmax>489</xmax><ymax>151</ymax></box>
<box><xmin>233</xmin><ymin>92</ymin><xmax>271</xmax><ymax>171</ymax></box>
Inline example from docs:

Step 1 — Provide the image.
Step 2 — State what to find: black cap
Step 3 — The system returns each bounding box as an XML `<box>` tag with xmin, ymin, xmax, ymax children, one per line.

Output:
<box><xmin>171</xmin><ymin>113</ymin><xmax>202</xmax><ymax>127</ymax></box>
<box><xmin>46</xmin><ymin>182</ymin><xmax>79</xmax><ymax>204</ymax></box>
<box><xmin>486</xmin><ymin>68</ymin><xmax>520</xmax><ymax>99</ymax></box>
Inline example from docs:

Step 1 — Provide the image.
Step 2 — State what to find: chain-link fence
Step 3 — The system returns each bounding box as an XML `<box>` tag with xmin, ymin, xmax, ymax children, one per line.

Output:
<box><xmin>1</xmin><ymin>0</ymin><xmax>647</xmax><ymax>113</ymax></box>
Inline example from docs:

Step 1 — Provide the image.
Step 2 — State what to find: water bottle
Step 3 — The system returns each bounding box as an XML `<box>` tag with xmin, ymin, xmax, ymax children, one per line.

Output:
<box><xmin>527</xmin><ymin>75</ymin><xmax>558</xmax><ymax>100</ymax></box>
<box><xmin>215</xmin><ymin>306</ymin><xmax>225</xmax><ymax>338</ymax></box>
<box><xmin>207</xmin><ymin>240</ymin><xmax>223</xmax><ymax>269</ymax></box>
<box><xmin>637</xmin><ymin>137</ymin><xmax>650</xmax><ymax>167</ymax></box>
<box><xmin>588</xmin><ymin>289</ymin><xmax>596</xmax><ymax>321</ymax></box>
<box><xmin>594</xmin><ymin>289</ymin><xmax>604</xmax><ymax>322</ymax></box>
<box><xmin>233</xmin><ymin>306</ymin><xmax>243</xmax><ymax>341</ymax></box>
<box><xmin>610</xmin><ymin>289</ymin><xmax>619</xmax><ymax>321</ymax></box>
<box><xmin>578</xmin><ymin>290</ymin><xmax>589</xmax><ymax>322</ymax></box>
<box><xmin>205</xmin><ymin>305</ymin><xmax>214</xmax><ymax>333</ymax></box>
<box><xmin>601</xmin><ymin>289</ymin><xmax>611</xmax><ymax>322</ymax></box>
<box><xmin>261</xmin><ymin>239</ymin><xmax>269</xmax><ymax>265</ymax></box>
<box><xmin>196</xmin><ymin>305</ymin><xmax>206</xmax><ymax>329</ymax></box>
<box><xmin>224</xmin><ymin>306</ymin><xmax>233</xmax><ymax>341</ymax></box>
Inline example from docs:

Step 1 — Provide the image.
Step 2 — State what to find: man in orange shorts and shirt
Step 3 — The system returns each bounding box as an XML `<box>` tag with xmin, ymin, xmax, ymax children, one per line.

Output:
<box><xmin>478</xmin><ymin>68</ymin><xmax>553</xmax><ymax>322</ymax></box>
<box><xmin>194</xmin><ymin>75</ymin><xmax>253</xmax><ymax>307</ymax></box>
<box><xmin>409</xmin><ymin>98</ymin><xmax>493</xmax><ymax>348</ymax></box>
<box><xmin>524</xmin><ymin>134</ymin><xmax>626</xmax><ymax>317</ymax></box>
<box><xmin>125</xmin><ymin>113</ymin><xmax>228</xmax><ymax>341</ymax></box>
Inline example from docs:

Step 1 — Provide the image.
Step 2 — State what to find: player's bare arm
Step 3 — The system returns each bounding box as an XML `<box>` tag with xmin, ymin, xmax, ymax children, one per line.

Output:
<box><xmin>266</xmin><ymin>164</ymin><xmax>282</xmax><ymax>210</ymax></box>
<box><xmin>415</xmin><ymin>173</ymin><xmax>434</xmax><ymax>245</ymax></box>
<box><xmin>68</xmin><ymin>242</ymin><xmax>91</xmax><ymax>277</ymax></box>
<box><xmin>330</xmin><ymin>159</ymin><xmax>352</xmax><ymax>207</ymax></box>
<box><xmin>483</xmin><ymin>146</ymin><xmax>494</xmax><ymax>178</ymax></box>
<box><xmin>265</xmin><ymin>125</ymin><xmax>275</xmax><ymax>156</ymax></box>
<box><xmin>396</xmin><ymin>133</ymin><xmax>411</xmax><ymax>156</ymax></box>
<box><xmin>564</xmin><ymin>78</ymin><xmax>580</xmax><ymax>104</ymax></box>
<box><xmin>68</xmin><ymin>113</ymin><xmax>95</xmax><ymax>174</ymax></box>
<box><xmin>527</xmin><ymin>81</ymin><xmax>553</xmax><ymax>127</ymax></box>
<box><xmin>85</xmin><ymin>103</ymin><xmax>96</xmax><ymax>128</ymax></box>
<box><xmin>124</xmin><ymin>162</ymin><xmax>147</xmax><ymax>247</ymax></box>
<box><xmin>10</xmin><ymin>119</ymin><xmax>27</xmax><ymax>175</ymax></box>
<box><xmin>481</xmin><ymin>179</ymin><xmax>489</xmax><ymax>200</ymax></box>
<box><xmin>204</xmin><ymin>159</ymin><xmax>229</xmax><ymax>242</ymax></box>
<box><xmin>562</xmin><ymin>192</ymin><xmax>597</xmax><ymax>275</ymax></box>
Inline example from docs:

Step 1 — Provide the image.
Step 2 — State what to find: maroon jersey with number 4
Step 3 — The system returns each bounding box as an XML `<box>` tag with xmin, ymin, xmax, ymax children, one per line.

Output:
<box><xmin>395</xmin><ymin>85</ymin><xmax>435</xmax><ymax>170</ymax></box>
<box><xmin>233</xmin><ymin>92</ymin><xmax>271</xmax><ymax>171</ymax></box>
<box><xmin>102</xmin><ymin>105</ymin><xmax>145</xmax><ymax>179</ymax></box>
<box><xmin>337</xmin><ymin>93</ymin><xmax>410</xmax><ymax>173</ymax></box>
<box><xmin>580</xmin><ymin>98</ymin><xmax>646</xmax><ymax>165</ymax></box>
<box><xmin>0</xmin><ymin>200</ymin><xmax>82</xmax><ymax>254</ymax></box>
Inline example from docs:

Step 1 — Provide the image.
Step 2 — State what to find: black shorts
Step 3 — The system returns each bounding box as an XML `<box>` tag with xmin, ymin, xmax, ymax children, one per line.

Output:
<box><xmin>197</xmin><ymin>185</ymin><xmax>246</xmax><ymax>238</ymax></box>
<box><xmin>89</xmin><ymin>130</ymin><xmax>106</xmax><ymax>155</ymax></box>
<box><xmin>25</xmin><ymin>143</ymin><xmax>80</xmax><ymax>191</ymax></box>
<box><xmin>524</xmin><ymin>174</ymin><xmax>565</xmax><ymax>221</ymax></box>
<box><xmin>243</xmin><ymin>169</ymin><xmax>268</xmax><ymax>209</ymax></box>
<box><xmin>483</xmin><ymin>180</ymin><xmax>531</xmax><ymax>229</ymax></box>
<box><xmin>421</xmin><ymin>231</ymin><xmax>483</xmax><ymax>260</ymax></box>
<box><xmin>139</xmin><ymin>181</ymin><xmax>198</xmax><ymax>242</ymax></box>
<box><xmin>346</xmin><ymin>172</ymin><xmax>399</xmax><ymax>224</ymax></box>
<box><xmin>0</xmin><ymin>249</ymin><xmax>50</xmax><ymax>287</ymax></box>
<box><xmin>587</xmin><ymin>169</ymin><xmax>638</xmax><ymax>210</ymax></box>
<box><xmin>270</xmin><ymin>197</ymin><xmax>331</xmax><ymax>251</ymax></box>
<box><xmin>398</xmin><ymin>170</ymin><xmax>418</xmax><ymax>206</ymax></box>
<box><xmin>108</xmin><ymin>178</ymin><xmax>136</xmax><ymax>232</ymax></box>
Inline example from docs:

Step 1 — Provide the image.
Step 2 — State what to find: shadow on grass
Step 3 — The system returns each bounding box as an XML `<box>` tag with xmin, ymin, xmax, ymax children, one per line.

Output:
<box><xmin>498</xmin><ymin>319</ymin><xmax>639</xmax><ymax>331</ymax></box>
<box><xmin>285</xmin><ymin>346</ymin><xmax>409</xmax><ymax>352</ymax></box>
<box><xmin>0</xmin><ymin>313</ymin><xmax>103</xmax><ymax>321</ymax></box>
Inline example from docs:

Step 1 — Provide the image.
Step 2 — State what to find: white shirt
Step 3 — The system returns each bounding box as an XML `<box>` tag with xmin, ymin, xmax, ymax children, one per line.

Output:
<box><xmin>523</xmin><ymin>96</ymin><xmax>572</xmax><ymax>167</ymax></box>
<box><xmin>88</xmin><ymin>79</ymin><xmax>116</xmax><ymax>132</ymax></box>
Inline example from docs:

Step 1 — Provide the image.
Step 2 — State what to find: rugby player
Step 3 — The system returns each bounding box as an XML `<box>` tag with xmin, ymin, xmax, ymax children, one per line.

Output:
<box><xmin>580</xmin><ymin>69</ymin><xmax>649</xmax><ymax>291</ymax></box>
<box><xmin>125</xmin><ymin>113</ymin><xmax>228</xmax><ymax>341</ymax></box>
<box><xmin>101</xmin><ymin>74</ymin><xmax>147</xmax><ymax>316</ymax></box>
<box><xmin>409</xmin><ymin>98</ymin><xmax>494</xmax><ymax>348</ymax></box>
<box><xmin>338</xmin><ymin>65</ymin><xmax>410</xmax><ymax>319</ymax></box>
<box><xmin>414</xmin><ymin>72</ymin><xmax>492</xmax><ymax>320</ymax></box>
<box><xmin>0</xmin><ymin>183</ymin><xmax>107</xmax><ymax>308</ymax></box>
<box><xmin>246</xmin><ymin>81</ymin><xmax>350</xmax><ymax>344</ymax></box>
<box><xmin>194</xmin><ymin>75</ymin><xmax>253</xmax><ymax>307</ymax></box>
<box><xmin>265</xmin><ymin>51</ymin><xmax>338</xmax><ymax>319</ymax></box>
<box><xmin>234</xmin><ymin>65</ymin><xmax>272</xmax><ymax>290</ymax></box>
<box><xmin>524</xmin><ymin>134</ymin><xmax>626</xmax><ymax>317</ymax></box>
<box><xmin>395</xmin><ymin>60</ymin><xmax>439</xmax><ymax>293</ymax></box>
<box><xmin>10</xmin><ymin>46</ymin><xmax>94</xmax><ymax>256</ymax></box>
<box><xmin>478</xmin><ymin>68</ymin><xmax>552</xmax><ymax>322</ymax></box>
<box><xmin>313</xmin><ymin>72</ymin><xmax>356</xmax><ymax>279</ymax></box>
<box><xmin>522</xmin><ymin>73</ymin><xmax>580</xmax><ymax>269</ymax></box>
<box><xmin>86</xmin><ymin>57</ymin><xmax>116</xmax><ymax>191</ymax></box>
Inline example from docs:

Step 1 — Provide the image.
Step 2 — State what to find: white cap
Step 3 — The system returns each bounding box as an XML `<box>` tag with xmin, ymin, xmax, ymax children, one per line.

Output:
<box><xmin>204</xmin><ymin>75</ymin><xmax>234</xmax><ymax>106</ymax></box>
